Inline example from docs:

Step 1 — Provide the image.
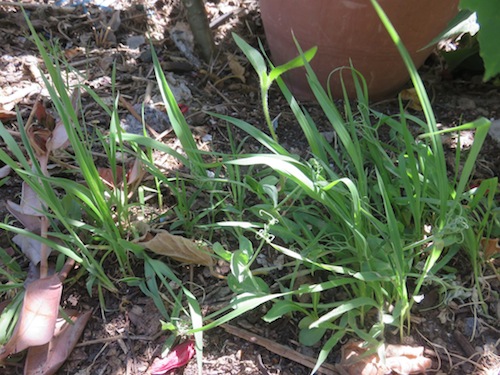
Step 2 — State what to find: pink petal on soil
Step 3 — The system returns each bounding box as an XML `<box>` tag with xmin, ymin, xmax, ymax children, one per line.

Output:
<box><xmin>149</xmin><ymin>340</ymin><xmax>195</xmax><ymax>375</ymax></box>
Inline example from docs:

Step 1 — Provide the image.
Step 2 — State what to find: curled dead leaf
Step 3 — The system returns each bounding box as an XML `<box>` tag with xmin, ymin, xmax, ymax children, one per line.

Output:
<box><xmin>136</xmin><ymin>229</ymin><xmax>213</xmax><ymax>267</ymax></box>
<box><xmin>0</xmin><ymin>108</ymin><xmax>16</xmax><ymax>121</ymax></box>
<box><xmin>0</xmin><ymin>274</ymin><xmax>62</xmax><ymax>361</ymax></box>
<box><xmin>24</xmin><ymin>309</ymin><xmax>91</xmax><ymax>375</ymax></box>
<box><xmin>7</xmin><ymin>182</ymin><xmax>44</xmax><ymax>232</ymax></box>
<box><xmin>400</xmin><ymin>88</ymin><xmax>422</xmax><ymax>111</ymax></box>
<box><xmin>12</xmin><ymin>234</ymin><xmax>53</xmax><ymax>266</ymax></box>
<box><xmin>227</xmin><ymin>53</ymin><xmax>246</xmax><ymax>83</ymax></box>
<box><xmin>98</xmin><ymin>166</ymin><xmax>124</xmax><ymax>189</ymax></box>
<box><xmin>46</xmin><ymin>120</ymin><xmax>70</xmax><ymax>152</ymax></box>
<box><xmin>481</xmin><ymin>238</ymin><xmax>500</xmax><ymax>259</ymax></box>
<box><xmin>98</xmin><ymin>159</ymin><xmax>145</xmax><ymax>192</ymax></box>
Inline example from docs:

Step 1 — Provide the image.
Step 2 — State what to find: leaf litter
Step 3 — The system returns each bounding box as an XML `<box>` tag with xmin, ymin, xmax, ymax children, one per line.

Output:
<box><xmin>0</xmin><ymin>92</ymin><xmax>91</xmax><ymax>373</ymax></box>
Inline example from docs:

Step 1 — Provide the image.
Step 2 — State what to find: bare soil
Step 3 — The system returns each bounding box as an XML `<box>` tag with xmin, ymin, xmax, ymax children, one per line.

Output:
<box><xmin>0</xmin><ymin>1</ymin><xmax>499</xmax><ymax>374</ymax></box>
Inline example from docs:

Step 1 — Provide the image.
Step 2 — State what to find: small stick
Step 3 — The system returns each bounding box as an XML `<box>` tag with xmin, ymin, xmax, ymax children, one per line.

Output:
<box><xmin>58</xmin><ymin>257</ymin><xmax>76</xmax><ymax>282</ymax></box>
<box><xmin>221</xmin><ymin>323</ymin><xmax>340</xmax><ymax>375</ymax></box>
<box><xmin>39</xmin><ymin>216</ymin><xmax>49</xmax><ymax>279</ymax></box>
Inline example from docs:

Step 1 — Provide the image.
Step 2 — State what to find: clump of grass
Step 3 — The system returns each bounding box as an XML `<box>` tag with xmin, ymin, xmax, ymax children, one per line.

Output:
<box><xmin>0</xmin><ymin>2</ymin><xmax>496</xmax><ymax>373</ymax></box>
<box><xmin>0</xmin><ymin>12</ymin><xmax>205</xmax><ymax>372</ymax></box>
<box><xmin>153</xmin><ymin>4</ymin><xmax>496</xmax><ymax>372</ymax></box>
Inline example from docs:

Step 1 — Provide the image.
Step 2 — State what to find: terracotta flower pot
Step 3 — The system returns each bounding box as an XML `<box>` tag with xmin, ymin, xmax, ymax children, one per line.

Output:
<box><xmin>260</xmin><ymin>0</ymin><xmax>459</xmax><ymax>100</ymax></box>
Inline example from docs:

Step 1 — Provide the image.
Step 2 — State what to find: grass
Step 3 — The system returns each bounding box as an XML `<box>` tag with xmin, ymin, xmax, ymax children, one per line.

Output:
<box><xmin>0</xmin><ymin>3</ymin><xmax>497</xmax><ymax>373</ymax></box>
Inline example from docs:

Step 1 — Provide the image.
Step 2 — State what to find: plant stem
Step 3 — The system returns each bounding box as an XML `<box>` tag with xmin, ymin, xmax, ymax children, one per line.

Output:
<box><xmin>181</xmin><ymin>0</ymin><xmax>216</xmax><ymax>63</ymax></box>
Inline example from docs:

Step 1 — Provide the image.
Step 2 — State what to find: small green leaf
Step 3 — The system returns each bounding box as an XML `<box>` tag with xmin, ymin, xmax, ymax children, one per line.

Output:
<box><xmin>262</xmin><ymin>184</ymin><xmax>278</xmax><ymax>207</ymax></box>
<box><xmin>460</xmin><ymin>0</ymin><xmax>500</xmax><ymax>80</ymax></box>
<box><xmin>268</xmin><ymin>47</ymin><xmax>317</xmax><ymax>82</ymax></box>
<box><xmin>232</xmin><ymin>33</ymin><xmax>268</xmax><ymax>83</ymax></box>
<box><xmin>212</xmin><ymin>242</ymin><xmax>231</xmax><ymax>262</ymax></box>
<box><xmin>161</xmin><ymin>321</ymin><xmax>177</xmax><ymax>331</ymax></box>
<box><xmin>299</xmin><ymin>326</ymin><xmax>327</xmax><ymax>346</ymax></box>
<box><xmin>230</xmin><ymin>250</ymin><xmax>250</xmax><ymax>283</ymax></box>
<box><xmin>262</xmin><ymin>300</ymin><xmax>307</xmax><ymax>323</ymax></box>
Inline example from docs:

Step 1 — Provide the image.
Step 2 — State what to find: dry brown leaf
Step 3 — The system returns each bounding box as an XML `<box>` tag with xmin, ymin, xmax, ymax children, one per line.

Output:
<box><xmin>137</xmin><ymin>229</ymin><xmax>213</xmax><ymax>267</ymax></box>
<box><xmin>400</xmin><ymin>88</ymin><xmax>422</xmax><ymax>111</ymax></box>
<box><xmin>0</xmin><ymin>274</ymin><xmax>62</xmax><ymax>361</ymax></box>
<box><xmin>98</xmin><ymin>166</ymin><xmax>124</xmax><ymax>189</ymax></box>
<box><xmin>0</xmin><ymin>108</ymin><xmax>16</xmax><ymax>121</ymax></box>
<box><xmin>24</xmin><ymin>309</ymin><xmax>91</xmax><ymax>375</ymax></box>
<box><xmin>227</xmin><ymin>54</ymin><xmax>246</xmax><ymax>83</ymax></box>
<box><xmin>340</xmin><ymin>340</ymin><xmax>432</xmax><ymax>375</ymax></box>
<box><xmin>126</xmin><ymin>158</ymin><xmax>146</xmax><ymax>188</ymax></box>
<box><xmin>481</xmin><ymin>238</ymin><xmax>500</xmax><ymax>259</ymax></box>
<box><xmin>63</xmin><ymin>47</ymin><xmax>83</xmax><ymax>60</ymax></box>
<box><xmin>7</xmin><ymin>182</ymin><xmax>44</xmax><ymax>232</ymax></box>
<box><xmin>98</xmin><ymin>159</ymin><xmax>145</xmax><ymax>191</ymax></box>
<box><xmin>12</xmin><ymin>234</ymin><xmax>50</xmax><ymax>266</ymax></box>
<box><xmin>46</xmin><ymin>120</ymin><xmax>70</xmax><ymax>152</ymax></box>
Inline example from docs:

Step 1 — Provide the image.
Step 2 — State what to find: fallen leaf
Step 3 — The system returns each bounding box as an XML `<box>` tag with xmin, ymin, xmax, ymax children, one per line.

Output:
<box><xmin>24</xmin><ymin>309</ymin><xmax>91</xmax><ymax>375</ymax></box>
<box><xmin>340</xmin><ymin>340</ymin><xmax>432</xmax><ymax>375</ymax></box>
<box><xmin>7</xmin><ymin>182</ymin><xmax>44</xmax><ymax>231</ymax></box>
<box><xmin>0</xmin><ymin>164</ymin><xmax>11</xmax><ymax>178</ymax></box>
<box><xmin>149</xmin><ymin>340</ymin><xmax>195</xmax><ymax>375</ymax></box>
<box><xmin>33</xmin><ymin>100</ymin><xmax>56</xmax><ymax>130</ymax></box>
<box><xmin>98</xmin><ymin>166</ymin><xmax>124</xmax><ymax>189</ymax></box>
<box><xmin>0</xmin><ymin>274</ymin><xmax>62</xmax><ymax>360</ymax></box>
<box><xmin>136</xmin><ymin>230</ymin><xmax>213</xmax><ymax>267</ymax></box>
<box><xmin>481</xmin><ymin>238</ymin><xmax>500</xmax><ymax>259</ymax></box>
<box><xmin>63</xmin><ymin>47</ymin><xmax>82</xmax><ymax>60</ymax></box>
<box><xmin>27</xmin><ymin>126</ymin><xmax>51</xmax><ymax>157</ymax></box>
<box><xmin>12</xmin><ymin>234</ymin><xmax>52</xmax><ymax>266</ymax></box>
<box><xmin>227</xmin><ymin>54</ymin><xmax>246</xmax><ymax>83</ymax></box>
<box><xmin>46</xmin><ymin>120</ymin><xmax>70</xmax><ymax>152</ymax></box>
<box><xmin>0</xmin><ymin>108</ymin><xmax>16</xmax><ymax>121</ymax></box>
<box><xmin>126</xmin><ymin>158</ymin><xmax>146</xmax><ymax>188</ymax></box>
<box><xmin>400</xmin><ymin>88</ymin><xmax>422</xmax><ymax>111</ymax></box>
<box><xmin>98</xmin><ymin>160</ymin><xmax>145</xmax><ymax>191</ymax></box>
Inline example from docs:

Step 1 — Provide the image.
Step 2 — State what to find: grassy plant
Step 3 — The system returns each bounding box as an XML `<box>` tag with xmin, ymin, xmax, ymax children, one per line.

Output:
<box><xmin>0</xmin><ymin>14</ymin><xmax>207</xmax><ymax>371</ymax></box>
<box><xmin>0</xmin><ymin>4</ymin><xmax>496</xmax><ymax>373</ymax></box>
<box><xmin>153</xmin><ymin>14</ymin><xmax>496</xmax><ymax>375</ymax></box>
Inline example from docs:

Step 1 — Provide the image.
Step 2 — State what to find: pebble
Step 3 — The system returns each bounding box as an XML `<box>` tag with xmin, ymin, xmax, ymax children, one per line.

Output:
<box><xmin>120</xmin><ymin>104</ymin><xmax>171</xmax><ymax>135</ymax></box>
<box><xmin>488</xmin><ymin>119</ymin><xmax>500</xmax><ymax>143</ymax></box>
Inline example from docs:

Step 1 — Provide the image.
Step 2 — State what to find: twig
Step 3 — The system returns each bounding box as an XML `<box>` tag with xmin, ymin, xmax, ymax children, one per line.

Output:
<box><xmin>58</xmin><ymin>257</ymin><xmax>76</xmax><ymax>282</ymax></box>
<box><xmin>39</xmin><ymin>216</ymin><xmax>49</xmax><ymax>279</ymax></box>
<box><xmin>221</xmin><ymin>323</ymin><xmax>341</xmax><ymax>375</ymax></box>
<box><xmin>453</xmin><ymin>330</ymin><xmax>476</xmax><ymax>358</ymax></box>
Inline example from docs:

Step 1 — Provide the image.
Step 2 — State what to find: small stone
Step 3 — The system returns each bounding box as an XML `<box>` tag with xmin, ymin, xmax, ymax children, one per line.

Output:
<box><xmin>120</xmin><ymin>104</ymin><xmax>171</xmax><ymax>135</ymax></box>
<box><xmin>488</xmin><ymin>119</ymin><xmax>500</xmax><ymax>143</ymax></box>
<box><xmin>126</xmin><ymin>35</ymin><xmax>145</xmax><ymax>49</ymax></box>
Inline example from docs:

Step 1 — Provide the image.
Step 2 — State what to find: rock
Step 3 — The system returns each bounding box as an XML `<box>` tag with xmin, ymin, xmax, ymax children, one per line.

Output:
<box><xmin>488</xmin><ymin>119</ymin><xmax>500</xmax><ymax>143</ymax></box>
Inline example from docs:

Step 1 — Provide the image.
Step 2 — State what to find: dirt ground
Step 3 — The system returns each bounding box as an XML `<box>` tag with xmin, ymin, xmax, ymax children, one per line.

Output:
<box><xmin>0</xmin><ymin>0</ymin><xmax>499</xmax><ymax>374</ymax></box>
